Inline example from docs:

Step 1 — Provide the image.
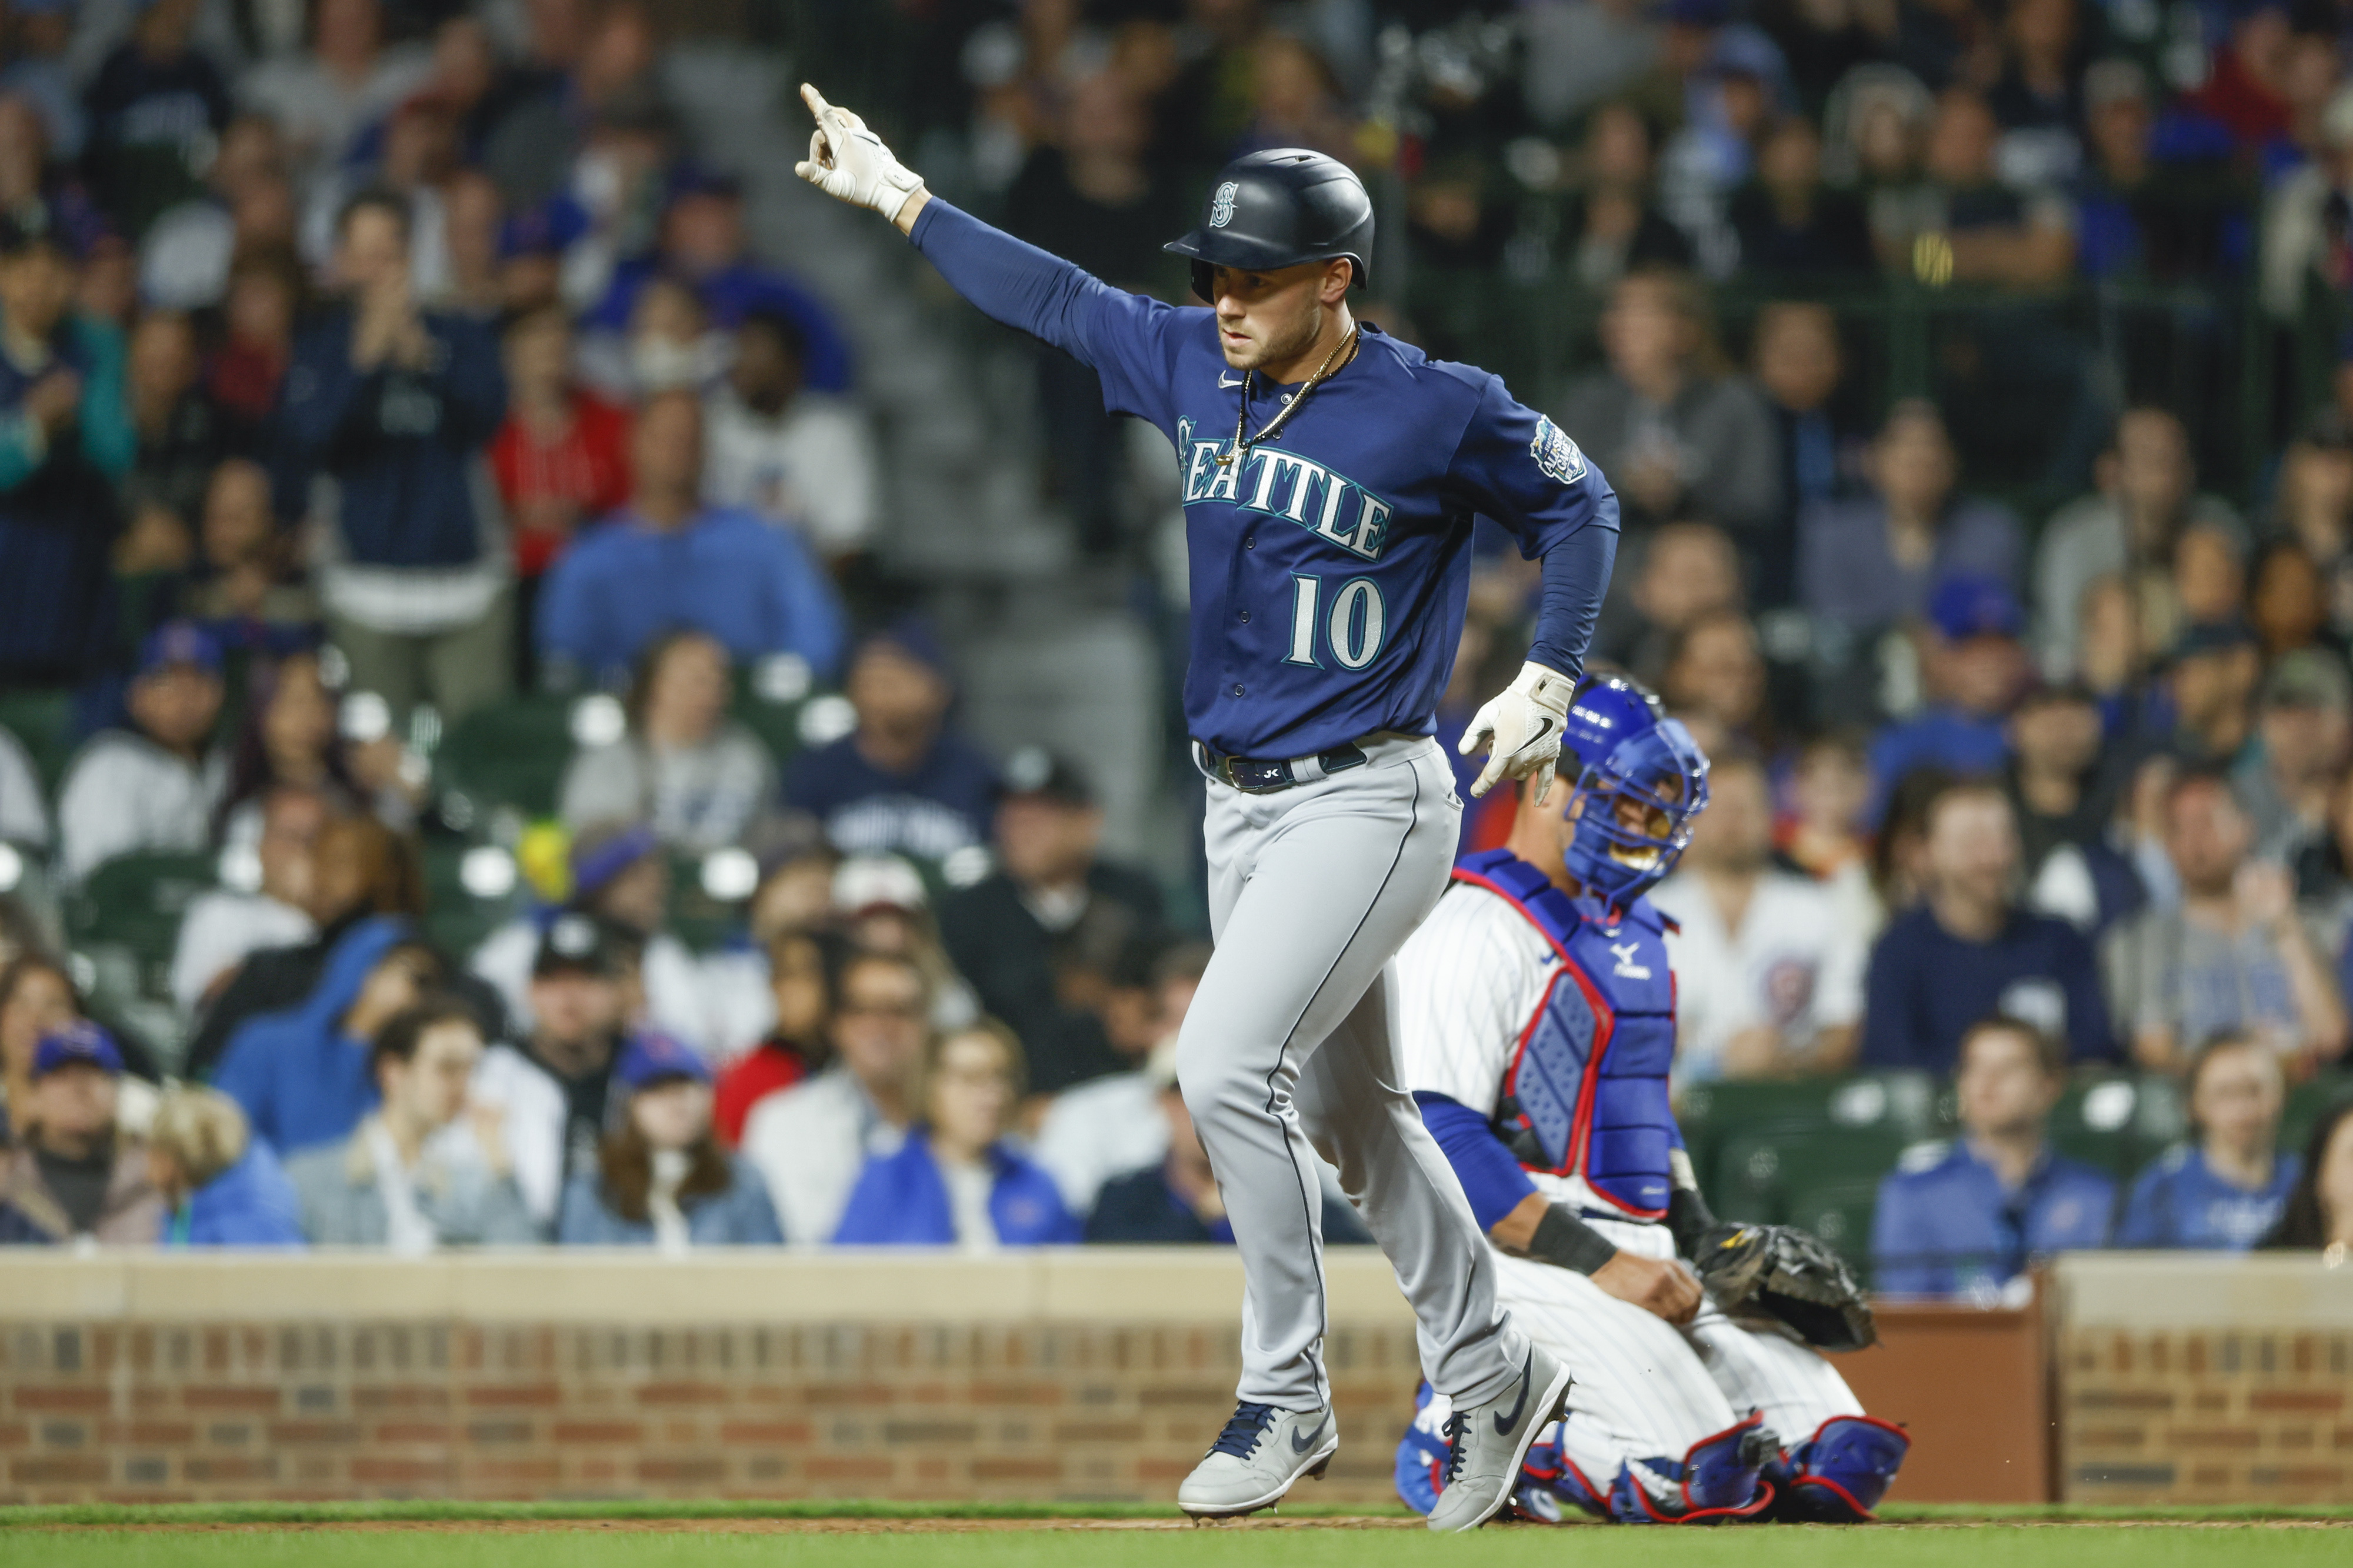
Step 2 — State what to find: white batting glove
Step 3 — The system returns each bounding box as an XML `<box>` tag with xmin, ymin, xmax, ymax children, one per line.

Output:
<box><xmin>1459</xmin><ymin>661</ymin><xmax>1576</xmax><ymax>804</ymax></box>
<box><xmin>794</xmin><ymin>84</ymin><xmax>925</xmax><ymax>223</ymax></box>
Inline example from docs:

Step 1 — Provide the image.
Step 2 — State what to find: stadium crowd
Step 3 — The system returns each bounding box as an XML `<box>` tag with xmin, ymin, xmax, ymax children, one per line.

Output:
<box><xmin>0</xmin><ymin>0</ymin><xmax>2349</xmax><ymax>1296</ymax></box>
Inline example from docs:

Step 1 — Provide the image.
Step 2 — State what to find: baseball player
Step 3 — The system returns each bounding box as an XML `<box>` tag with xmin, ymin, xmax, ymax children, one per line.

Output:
<box><xmin>1388</xmin><ymin>676</ymin><xmax>1911</xmax><ymax>1524</ymax></box>
<box><xmin>794</xmin><ymin>89</ymin><xmax>1615</xmax><ymax>1529</ymax></box>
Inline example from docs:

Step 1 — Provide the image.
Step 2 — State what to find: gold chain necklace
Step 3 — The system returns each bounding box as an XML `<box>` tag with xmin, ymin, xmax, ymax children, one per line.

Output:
<box><xmin>1216</xmin><ymin>325</ymin><xmax>1361</xmax><ymax>467</ymax></box>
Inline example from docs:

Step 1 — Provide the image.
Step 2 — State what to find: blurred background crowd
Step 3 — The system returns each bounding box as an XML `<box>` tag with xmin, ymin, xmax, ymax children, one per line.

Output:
<box><xmin>0</xmin><ymin>0</ymin><xmax>2349</xmax><ymax>1293</ymax></box>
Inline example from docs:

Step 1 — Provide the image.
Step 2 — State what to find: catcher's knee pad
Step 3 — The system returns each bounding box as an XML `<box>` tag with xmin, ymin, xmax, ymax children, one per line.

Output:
<box><xmin>1771</xmin><ymin>1415</ymin><xmax>1910</xmax><ymax>1522</ymax></box>
<box><xmin>1606</xmin><ymin>1412</ymin><xmax>1781</xmax><ymax>1524</ymax></box>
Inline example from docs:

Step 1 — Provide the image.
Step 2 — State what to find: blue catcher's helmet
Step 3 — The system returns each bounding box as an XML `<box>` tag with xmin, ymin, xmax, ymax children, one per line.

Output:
<box><xmin>1558</xmin><ymin>676</ymin><xmax>1711</xmax><ymax>905</ymax></box>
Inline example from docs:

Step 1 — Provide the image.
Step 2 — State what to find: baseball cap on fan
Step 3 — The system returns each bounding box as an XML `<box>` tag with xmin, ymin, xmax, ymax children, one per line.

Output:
<box><xmin>532</xmin><ymin>912</ymin><xmax>626</xmax><ymax>979</ymax></box>
<box><xmin>1001</xmin><ymin>746</ymin><xmax>1095</xmax><ymax>808</ymax></box>
<box><xmin>614</xmin><ymin>1032</ymin><xmax>710</xmax><ymax>1090</ymax></box>
<box><xmin>1927</xmin><ymin>573</ymin><xmax>2025</xmax><ymax>643</ymax></box>
<box><xmin>31</xmin><ymin>1020</ymin><xmax>124</xmax><ymax>1080</ymax></box>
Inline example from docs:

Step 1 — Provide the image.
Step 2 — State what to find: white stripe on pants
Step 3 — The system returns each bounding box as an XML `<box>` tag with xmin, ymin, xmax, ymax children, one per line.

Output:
<box><xmin>1179</xmin><ymin>735</ymin><xmax>1525</xmax><ymax>1411</ymax></box>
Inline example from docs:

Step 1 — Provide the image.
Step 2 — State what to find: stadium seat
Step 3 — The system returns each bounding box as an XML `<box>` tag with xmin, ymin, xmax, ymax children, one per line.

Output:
<box><xmin>1782</xmin><ymin>1177</ymin><xmax>1881</xmax><ymax>1272</ymax></box>
<box><xmin>1710</xmin><ymin>1126</ymin><xmax>1909</xmax><ymax>1227</ymax></box>
<box><xmin>434</xmin><ymin>695</ymin><xmax>579</xmax><ymax>821</ymax></box>
<box><xmin>0</xmin><ymin>688</ymin><xmax>77</xmax><ymax>795</ymax></box>
<box><xmin>2051</xmin><ymin>1073</ymin><xmax>2186</xmax><ymax>1178</ymax></box>
<box><xmin>421</xmin><ymin>838</ymin><xmax>524</xmax><ymax>959</ymax></box>
<box><xmin>1678</xmin><ymin>1073</ymin><xmax>1942</xmax><ymax>1197</ymax></box>
<box><xmin>63</xmin><ymin>850</ymin><xmax>221</xmax><ymax>974</ymax></box>
<box><xmin>2281</xmin><ymin>1072</ymin><xmax>2351</xmax><ymax>1162</ymax></box>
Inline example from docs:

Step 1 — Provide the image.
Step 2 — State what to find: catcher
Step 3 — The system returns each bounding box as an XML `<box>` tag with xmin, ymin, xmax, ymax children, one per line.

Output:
<box><xmin>1388</xmin><ymin>676</ymin><xmax>1908</xmax><ymax>1524</ymax></box>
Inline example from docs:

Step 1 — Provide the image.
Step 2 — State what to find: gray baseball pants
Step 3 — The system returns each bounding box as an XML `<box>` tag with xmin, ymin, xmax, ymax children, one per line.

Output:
<box><xmin>1178</xmin><ymin>733</ymin><xmax>1528</xmax><ymax>1413</ymax></box>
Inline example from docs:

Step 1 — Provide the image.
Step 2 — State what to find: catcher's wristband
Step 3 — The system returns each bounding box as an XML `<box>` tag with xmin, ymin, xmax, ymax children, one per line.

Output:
<box><xmin>1667</xmin><ymin>1185</ymin><xmax>1718</xmax><ymax>1259</ymax></box>
<box><xmin>1529</xmin><ymin>1205</ymin><xmax>1618</xmax><ymax>1276</ymax></box>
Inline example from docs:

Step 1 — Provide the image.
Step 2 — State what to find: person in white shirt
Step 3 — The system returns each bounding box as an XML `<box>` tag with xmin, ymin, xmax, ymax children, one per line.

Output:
<box><xmin>283</xmin><ymin>996</ymin><xmax>539</xmax><ymax>1248</ymax></box>
<box><xmin>1650</xmin><ymin>748</ymin><xmax>1867</xmax><ymax>1080</ymax></box>
<box><xmin>556</xmin><ymin>629</ymin><xmax>776</xmax><ymax>855</ymax></box>
<box><xmin>169</xmin><ymin>785</ymin><xmax>323</xmax><ymax>1013</ymax></box>
<box><xmin>1032</xmin><ymin>942</ymin><xmax>1207</xmax><ymax>1216</ymax></box>
<box><xmin>56</xmin><ymin>620</ymin><xmax>226</xmax><ymax>884</ymax></box>
<box><xmin>702</xmin><ymin>309</ymin><xmax>878</xmax><ymax>565</ymax></box>
<box><xmin>741</xmin><ymin>948</ymin><xmax>928</xmax><ymax>1244</ymax></box>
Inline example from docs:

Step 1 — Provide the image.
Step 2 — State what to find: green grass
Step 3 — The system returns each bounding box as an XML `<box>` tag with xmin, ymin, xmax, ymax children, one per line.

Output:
<box><xmin>4</xmin><ymin>1523</ymin><xmax>2351</xmax><ymax>1568</ymax></box>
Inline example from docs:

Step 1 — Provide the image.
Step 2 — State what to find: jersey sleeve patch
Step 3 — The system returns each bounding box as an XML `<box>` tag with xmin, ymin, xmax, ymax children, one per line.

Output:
<box><xmin>1530</xmin><ymin>415</ymin><xmax>1588</xmax><ymax>486</ymax></box>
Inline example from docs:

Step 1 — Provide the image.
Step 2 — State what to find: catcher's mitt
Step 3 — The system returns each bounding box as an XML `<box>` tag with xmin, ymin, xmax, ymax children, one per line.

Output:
<box><xmin>1691</xmin><ymin>1223</ymin><xmax>1878</xmax><ymax>1351</ymax></box>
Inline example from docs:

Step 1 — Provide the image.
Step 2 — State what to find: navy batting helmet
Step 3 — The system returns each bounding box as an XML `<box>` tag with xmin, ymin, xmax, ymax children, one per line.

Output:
<box><xmin>1164</xmin><ymin>149</ymin><xmax>1374</xmax><ymax>303</ymax></box>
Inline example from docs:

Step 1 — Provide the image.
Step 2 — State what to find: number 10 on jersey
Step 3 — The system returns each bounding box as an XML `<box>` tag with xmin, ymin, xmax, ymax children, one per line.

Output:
<box><xmin>1284</xmin><ymin>574</ymin><xmax>1387</xmax><ymax>670</ymax></box>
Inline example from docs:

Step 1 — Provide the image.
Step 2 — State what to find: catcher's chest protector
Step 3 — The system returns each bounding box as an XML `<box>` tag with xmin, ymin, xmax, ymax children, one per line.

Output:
<box><xmin>1453</xmin><ymin>849</ymin><xmax>1677</xmax><ymax>1219</ymax></box>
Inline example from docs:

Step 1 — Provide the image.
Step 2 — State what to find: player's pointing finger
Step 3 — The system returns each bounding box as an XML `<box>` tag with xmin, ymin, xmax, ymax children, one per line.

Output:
<box><xmin>801</xmin><ymin>83</ymin><xmax>831</xmax><ymax>119</ymax></box>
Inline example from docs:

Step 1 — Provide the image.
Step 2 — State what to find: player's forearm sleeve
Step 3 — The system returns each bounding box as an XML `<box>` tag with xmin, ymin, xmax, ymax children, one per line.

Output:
<box><xmin>1527</xmin><ymin>521</ymin><xmax>1617</xmax><ymax>679</ymax></box>
<box><xmin>1412</xmin><ymin>1090</ymin><xmax>1536</xmax><ymax>1232</ymax></box>
<box><xmin>1529</xmin><ymin>1205</ymin><xmax>1618</xmax><ymax>1275</ymax></box>
<box><xmin>908</xmin><ymin>198</ymin><xmax>1111</xmax><ymax>366</ymax></box>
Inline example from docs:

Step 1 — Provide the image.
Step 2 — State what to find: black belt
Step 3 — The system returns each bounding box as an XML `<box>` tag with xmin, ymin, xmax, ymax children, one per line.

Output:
<box><xmin>1196</xmin><ymin>739</ymin><xmax>1368</xmax><ymax>794</ymax></box>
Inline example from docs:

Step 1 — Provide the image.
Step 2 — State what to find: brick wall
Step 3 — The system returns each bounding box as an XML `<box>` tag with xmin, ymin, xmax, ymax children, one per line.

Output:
<box><xmin>0</xmin><ymin>1317</ymin><xmax>1425</xmax><ymax>1505</ymax></box>
<box><xmin>2055</xmin><ymin>1255</ymin><xmax>2353</xmax><ymax>1505</ymax></box>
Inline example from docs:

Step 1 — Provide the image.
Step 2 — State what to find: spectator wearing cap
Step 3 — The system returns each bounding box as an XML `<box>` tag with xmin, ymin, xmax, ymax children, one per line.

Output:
<box><xmin>2103</xmin><ymin>768</ymin><xmax>2348</xmax><ymax>1075</ymax></box>
<box><xmin>2071</xmin><ymin>59</ymin><xmax>2239</xmax><ymax>289</ymax></box>
<box><xmin>0</xmin><ymin>208</ymin><xmax>134</xmax><ymax>687</ymax></box>
<box><xmin>534</xmin><ymin>388</ymin><xmax>845</xmax><ymax>689</ymax></box>
<box><xmin>937</xmin><ymin>749</ymin><xmax>1165</xmax><ymax>1097</ymax></box>
<box><xmin>1799</xmin><ymin>402</ymin><xmax>2023</xmax><ymax>708</ymax></box>
<box><xmin>833</xmin><ymin>1020</ymin><xmax>1076</xmax><ymax>1248</ymax></box>
<box><xmin>1652</xmin><ymin>748</ymin><xmax>1868</xmax><ymax>1079</ymax></box>
<box><xmin>2118</xmin><ymin>1032</ymin><xmax>2301</xmax><ymax>1250</ymax></box>
<box><xmin>1871</xmin><ymin>1017</ymin><xmax>2115</xmax><ymax>1300</ymax></box>
<box><xmin>286</xmin><ymin>996</ymin><xmax>536</xmax><ymax>1248</ymax></box>
<box><xmin>711</xmin><ymin>928</ymin><xmax>839</xmax><ymax>1147</ymax></box>
<box><xmin>2161</xmin><ymin>620</ymin><xmax>2264</xmax><ymax>765</ymax></box>
<box><xmin>0</xmin><ymin>1023</ymin><xmax>162</xmax><ymax>1245</ymax></box>
<box><xmin>2233</xmin><ymin>649</ymin><xmax>2352</xmax><ymax>866</ymax></box>
<box><xmin>742</xmin><ymin>948</ymin><xmax>928</xmax><ymax>1244</ymax></box>
<box><xmin>557</xmin><ymin>629</ymin><xmax>775</xmax><ymax>856</ymax></box>
<box><xmin>585</xmin><ymin>165</ymin><xmax>852</xmax><ymax>393</ymax></box>
<box><xmin>491</xmin><ymin>197</ymin><xmax>588</xmax><ymax>317</ymax></box>
<box><xmin>468</xmin><ymin>912</ymin><xmax>632</xmax><ymax>1227</ymax></box>
<box><xmin>1867</xmin><ymin>574</ymin><xmax>2034</xmax><ymax>820</ymax></box>
<box><xmin>2003</xmin><ymin>683</ymin><xmax>2142</xmax><ymax>935</ymax></box>
<box><xmin>1552</xmin><ymin>268</ymin><xmax>1779</xmax><ymax>537</ymax></box>
<box><xmin>146</xmin><ymin>1085</ymin><xmax>304</xmax><ymax>1247</ymax></box>
<box><xmin>212</xmin><ymin>920</ymin><xmax>442</xmax><ymax>1156</ymax></box>
<box><xmin>2034</xmin><ymin>408</ymin><xmax>2243</xmax><ymax>679</ymax></box>
<box><xmin>829</xmin><ymin>853</ymin><xmax>979</xmax><ymax>1034</ymax></box>
<box><xmin>55</xmin><ymin>620</ymin><xmax>225</xmax><ymax>883</ymax></box>
<box><xmin>281</xmin><ymin>186</ymin><xmax>510</xmax><ymax>728</ymax></box>
<box><xmin>557</xmin><ymin>1033</ymin><xmax>782</xmax><ymax>1247</ymax></box>
<box><xmin>1861</xmin><ymin>776</ymin><xmax>2117</xmax><ymax>1072</ymax></box>
<box><xmin>181</xmin><ymin>813</ymin><xmax>428</xmax><ymax>1080</ymax></box>
<box><xmin>1085</xmin><ymin>1040</ymin><xmax>1372</xmax><ymax>1247</ymax></box>
<box><xmin>79</xmin><ymin>0</ymin><xmax>231</xmax><ymax>239</ymax></box>
<box><xmin>783</xmin><ymin>622</ymin><xmax>999</xmax><ymax>864</ymax></box>
<box><xmin>702</xmin><ymin>309</ymin><xmax>878</xmax><ymax>569</ymax></box>
<box><xmin>488</xmin><ymin>300</ymin><xmax>629</xmax><ymax>671</ymax></box>
<box><xmin>470</xmin><ymin>822</ymin><xmax>711</xmax><ymax>1055</ymax></box>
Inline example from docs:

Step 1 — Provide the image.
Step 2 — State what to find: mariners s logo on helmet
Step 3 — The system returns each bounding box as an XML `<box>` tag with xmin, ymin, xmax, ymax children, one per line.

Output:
<box><xmin>1209</xmin><ymin>181</ymin><xmax>1239</xmax><ymax>228</ymax></box>
<box><xmin>1530</xmin><ymin>416</ymin><xmax>1587</xmax><ymax>485</ymax></box>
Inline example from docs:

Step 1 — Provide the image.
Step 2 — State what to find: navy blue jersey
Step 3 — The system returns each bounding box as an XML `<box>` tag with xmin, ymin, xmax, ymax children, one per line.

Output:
<box><xmin>909</xmin><ymin>201</ymin><xmax>1619</xmax><ymax>760</ymax></box>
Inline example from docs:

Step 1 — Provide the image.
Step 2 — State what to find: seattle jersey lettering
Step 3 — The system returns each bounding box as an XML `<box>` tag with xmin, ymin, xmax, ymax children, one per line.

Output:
<box><xmin>1176</xmin><ymin>421</ymin><xmax>1395</xmax><ymax>563</ymax></box>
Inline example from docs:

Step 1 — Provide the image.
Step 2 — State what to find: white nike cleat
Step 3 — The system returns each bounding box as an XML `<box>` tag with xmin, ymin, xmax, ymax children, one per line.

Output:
<box><xmin>1424</xmin><ymin>1346</ymin><xmax>1573</xmax><ymax>1533</ymax></box>
<box><xmin>1176</xmin><ymin>1400</ymin><xmax>1338</xmax><ymax>1519</ymax></box>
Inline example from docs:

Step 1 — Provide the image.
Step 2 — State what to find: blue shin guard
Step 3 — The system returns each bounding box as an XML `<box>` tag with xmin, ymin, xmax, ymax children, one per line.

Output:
<box><xmin>1769</xmin><ymin>1416</ymin><xmax>1910</xmax><ymax>1522</ymax></box>
<box><xmin>1606</xmin><ymin>1413</ymin><xmax>1780</xmax><ymax>1523</ymax></box>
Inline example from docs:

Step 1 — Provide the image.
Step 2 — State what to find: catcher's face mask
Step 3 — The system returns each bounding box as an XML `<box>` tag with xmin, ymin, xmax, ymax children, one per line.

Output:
<box><xmin>1562</xmin><ymin>718</ymin><xmax>1711</xmax><ymax>903</ymax></box>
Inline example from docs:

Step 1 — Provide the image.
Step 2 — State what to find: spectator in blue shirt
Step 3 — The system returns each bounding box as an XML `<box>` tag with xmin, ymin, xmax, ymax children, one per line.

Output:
<box><xmin>535</xmin><ymin>388</ymin><xmax>845</xmax><ymax>689</ymax></box>
<box><xmin>211</xmin><ymin>919</ymin><xmax>441</xmax><ymax>1156</ymax></box>
<box><xmin>0</xmin><ymin>211</ymin><xmax>134</xmax><ymax>685</ymax></box>
<box><xmin>834</xmin><ymin>1020</ymin><xmax>1078</xmax><ymax>1247</ymax></box>
<box><xmin>556</xmin><ymin>1033</ymin><xmax>784</xmax><ymax>1248</ymax></box>
<box><xmin>145</xmin><ymin>1086</ymin><xmax>304</xmax><ymax>1249</ymax></box>
<box><xmin>1862</xmin><ymin>778</ymin><xmax>2117</xmax><ymax>1072</ymax></box>
<box><xmin>2117</xmin><ymin>1032</ymin><xmax>2300</xmax><ymax>1250</ymax></box>
<box><xmin>279</xmin><ymin>186</ymin><xmax>510</xmax><ymax>726</ymax></box>
<box><xmin>1872</xmin><ymin>1016</ymin><xmax>2117</xmax><ymax>1299</ymax></box>
<box><xmin>1868</xmin><ymin>573</ymin><xmax>2033</xmax><ymax>823</ymax></box>
<box><xmin>783</xmin><ymin>619</ymin><xmax>999</xmax><ymax>863</ymax></box>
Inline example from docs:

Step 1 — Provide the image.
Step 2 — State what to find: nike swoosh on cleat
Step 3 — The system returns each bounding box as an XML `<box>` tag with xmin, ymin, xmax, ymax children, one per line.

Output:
<box><xmin>1492</xmin><ymin>1352</ymin><xmax>1534</xmax><ymax>1436</ymax></box>
<box><xmin>1290</xmin><ymin>1413</ymin><xmax>1331</xmax><ymax>1454</ymax></box>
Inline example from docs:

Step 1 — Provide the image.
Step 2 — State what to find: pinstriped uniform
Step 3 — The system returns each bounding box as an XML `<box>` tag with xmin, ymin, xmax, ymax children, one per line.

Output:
<box><xmin>1393</xmin><ymin>879</ymin><xmax>1862</xmax><ymax>1503</ymax></box>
